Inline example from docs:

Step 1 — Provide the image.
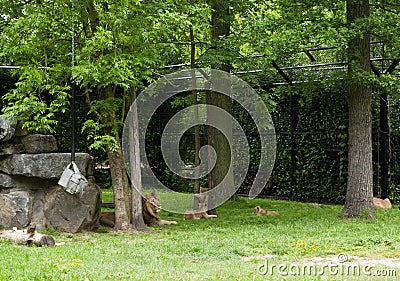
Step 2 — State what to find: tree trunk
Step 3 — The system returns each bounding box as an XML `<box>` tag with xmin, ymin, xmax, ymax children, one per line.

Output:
<box><xmin>84</xmin><ymin>1</ymin><xmax>146</xmax><ymax>231</ymax></box>
<box><xmin>341</xmin><ymin>0</ymin><xmax>374</xmax><ymax>219</ymax></box>
<box><xmin>107</xmin><ymin>146</ymin><xmax>132</xmax><ymax>230</ymax></box>
<box><xmin>190</xmin><ymin>25</ymin><xmax>201</xmax><ymax>197</ymax></box>
<box><xmin>127</xmin><ymin>89</ymin><xmax>147</xmax><ymax>232</ymax></box>
<box><xmin>207</xmin><ymin>0</ymin><xmax>232</xmax><ymax>215</ymax></box>
<box><xmin>100</xmin><ymin>87</ymin><xmax>134</xmax><ymax>231</ymax></box>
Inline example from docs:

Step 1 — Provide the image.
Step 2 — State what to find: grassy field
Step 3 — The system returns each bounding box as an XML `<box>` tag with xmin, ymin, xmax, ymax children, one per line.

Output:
<box><xmin>1</xmin><ymin>195</ymin><xmax>399</xmax><ymax>280</ymax></box>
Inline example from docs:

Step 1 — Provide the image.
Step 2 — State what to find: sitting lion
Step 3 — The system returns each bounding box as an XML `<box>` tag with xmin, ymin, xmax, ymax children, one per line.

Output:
<box><xmin>183</xmin><ymin>193</ymin><xmax>218</xmax><ymax>220</ymax></box>
<box><xmin>253</xmin><ymin>206</ymin><xmax>279</xmax><ymax>216</ymax></box>
<box><xmin>100</xmin><ymin>192</ymin><xmax>177</xmax><ymax>227</ymax></box>
<box><xmin>373</xmin><ymin>197</ymin><xmax>392</xmax><ymax>210</ymax></box>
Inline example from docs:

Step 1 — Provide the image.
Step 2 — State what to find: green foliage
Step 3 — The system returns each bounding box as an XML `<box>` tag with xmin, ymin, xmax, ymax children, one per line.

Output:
<box><xmin>2</xmin><ymin>0</ymin><xmax>400</xmax><ymax>203</ymax></box>
<box><xmin>2</xmin><ymin>67</ymin><xmax>70</xmax><ymax>133</ymax></box>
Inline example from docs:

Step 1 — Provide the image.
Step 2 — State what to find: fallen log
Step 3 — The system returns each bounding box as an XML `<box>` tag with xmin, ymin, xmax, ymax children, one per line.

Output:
<box><xmin>0</xmin><ymin>226</ymin><xmax>55</xmax><ymax>247</ymax></box>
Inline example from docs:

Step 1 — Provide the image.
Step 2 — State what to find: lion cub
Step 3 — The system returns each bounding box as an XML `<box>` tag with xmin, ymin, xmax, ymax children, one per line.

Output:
<box><xmin>253</xmin><ymin>206</ymin><xmax>279</xmax><ymax>216</ymax></box>
<box><xmin>183</xmin><ymin>194</ymin><xmax>218</xmax><ymax>220</ymax></box>
<box><xmin>373</xmin><ymin>197</ymin><xmax>392</xmax><ymax>210</ymax></box>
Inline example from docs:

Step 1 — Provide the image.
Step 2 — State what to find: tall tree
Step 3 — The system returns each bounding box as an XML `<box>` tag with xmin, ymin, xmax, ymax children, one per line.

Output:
<box><xmin>341</xmin><ymin>0</ymin><xmax>374</xmax><ymax>219</ymax></box>
<box><xmin>206</xmin><ymin>0</ymin><xmax>235</xmax><ymax>215</ymax></box>
<box><xmin>0</xmin><ymin>0</ymin><xmax>172</xmax><ymax>231</ymax></box>
<box><xmin>241</xmin><ymin>0</ymin><xmax>400</xmax><ymax>217</ymax></box>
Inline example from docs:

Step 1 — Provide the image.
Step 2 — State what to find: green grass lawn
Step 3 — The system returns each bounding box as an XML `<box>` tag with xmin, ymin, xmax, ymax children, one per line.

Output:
<box><xmin>1</xmin><ymin>196</ymin><xmax>399</xmax><ymax>281</ymax></box>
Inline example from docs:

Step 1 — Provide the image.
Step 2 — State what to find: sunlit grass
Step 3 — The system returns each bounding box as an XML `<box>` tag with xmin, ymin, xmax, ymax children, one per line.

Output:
<box><xmin>1</xmin><ymin>196</ymin><xmax>399</xmax><ymax>280</ymax></box>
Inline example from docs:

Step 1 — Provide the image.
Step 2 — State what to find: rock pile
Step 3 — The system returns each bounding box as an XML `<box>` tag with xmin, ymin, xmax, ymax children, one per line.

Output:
<box><xmin>0</xmin><ymin>116</ymin><xmax>101</xmax><ymax>233</ymax></box>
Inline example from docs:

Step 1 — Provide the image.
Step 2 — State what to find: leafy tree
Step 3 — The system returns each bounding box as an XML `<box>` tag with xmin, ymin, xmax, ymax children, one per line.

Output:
<box><xmin>0</xmin><ymin>0</ymin><xmax>181</xmax><ymax>230</ymax></box>
<box><xmin>0</xmin><ymin>0</ymin><xmax>216</xmax><ymax>229</ymax></box>
<box><xmin>205</xmin><ymin>0</ymin><xmax>234</xmax><ymax>215</ymax></box>
<box><xmin>341</xmin><ymin>0</ymin><xmax>374</xmax><ymax>219</ymax></box>
<box><xmin>236</xmin><ymin>0</ymin><xmax>400</xmax><ymax>218</ymax></box>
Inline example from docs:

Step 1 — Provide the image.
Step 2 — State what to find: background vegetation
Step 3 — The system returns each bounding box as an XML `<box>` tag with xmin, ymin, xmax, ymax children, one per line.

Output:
<box><xmin>1</xmin><ymin>1</ymin><xmax>400</xmax><ymax>208</ymax></box>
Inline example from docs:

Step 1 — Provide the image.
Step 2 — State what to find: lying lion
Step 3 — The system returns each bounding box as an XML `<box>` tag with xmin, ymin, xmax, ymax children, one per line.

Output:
<box><xmin>373</xmin><ymin>197</ymin><xmax>392</xmax><ymax>210</ymax></box>
<box><xmin>183</xmin><ymin>193</ymin><xmax>218</xmax><ymax>220</ymax></box>
<box><xmin>100</xmin><ymin>192</ymin><xmax>177</xmax><ymax>227</ymax></box>
<box><xmin>253</xmin><ymin>206</ymin><xmax>279</xmax><ymax>216</ymax></box>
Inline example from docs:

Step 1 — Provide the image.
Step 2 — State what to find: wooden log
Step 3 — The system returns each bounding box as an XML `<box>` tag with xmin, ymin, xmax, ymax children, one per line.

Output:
<box><xmin>0</xmin><ymin>115</ymin><xmax>17</xmax><ymax>142</ymax></box>
<box><xmin>0</xmin><ymin>226</ymin><xmax>55</xmax><ymax>247</ymax></box>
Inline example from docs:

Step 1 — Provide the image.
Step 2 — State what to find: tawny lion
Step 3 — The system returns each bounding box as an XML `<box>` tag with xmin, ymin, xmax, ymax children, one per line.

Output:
<box><xmin>373</xmin><ymin>197</ymin><xmax>392</xmax><ymax>210</ymax></box>
<box><xmin>253</xmin><ymin>206</ymin><xmax>279</xmax><ymax>216</ymax></box>
<box><xmin>183</xmin><ymin>194</ymin><xmax>218</xmax><ymax>220</ymax></box>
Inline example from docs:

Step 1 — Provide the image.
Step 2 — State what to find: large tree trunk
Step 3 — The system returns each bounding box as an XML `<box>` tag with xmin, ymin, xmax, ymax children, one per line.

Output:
<box><xmin>83</xmin><ymin>1</ymin><xmax>146</xmax><ymax>231</ymax></box>
<box><xmin>98</xmin><ymin>85</ymin><xmax>132</xmax><ymax>231</ymax></box>
<box><xmin>127</xmin><ymin>89</ymin><xmax>147</xmax><ymax>231</ymax></box>
<box><xmin>341</xmin><ymin>0</ymin><xmax>374</xmax><ymax>219</ymax></box>
<box><xmin>206</xmin><ymin>0</ymin><xmax>233</xmax><ymax>215</ymax></box>
<box><xmin>107</xmin><ymin>146</ymin><xmax>132</xmax><ymax>230</ymax></box>
<box><xmin>190</xmin><ymin>26</ymin><xmax>201</xmax><ymax>197</ymax></box>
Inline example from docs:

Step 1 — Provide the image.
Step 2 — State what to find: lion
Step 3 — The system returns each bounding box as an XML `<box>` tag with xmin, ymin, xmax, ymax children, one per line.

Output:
<box><xmin>183</xmin><ymin>193</ymin><xmax>218</xmax><ymax>220</ymax></box>
<box><xmin>253</xmin><ymin>205</ymin><xmax>279</xmax><ymax>216</ymax></box>
<box><xmin>373</xmin><ymin>197</ymin><xmax>392</xmax><ymax>210</ymax></box>
<box><xmin>100</xmin><ymin>192</ymin><xmax>177</xmax><ymax>227</ymax></box>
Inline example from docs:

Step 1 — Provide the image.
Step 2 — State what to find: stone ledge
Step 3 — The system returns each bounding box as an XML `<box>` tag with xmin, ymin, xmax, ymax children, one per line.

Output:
<box><xmin>0</xmin><ymin>173</ymin><xmax>56</xmax><ymax>189</ymax></box>
<box><xmin>0</xmin><ymin>153</ymin><xmax>94</xmax><ymax>179</ymax></box>
<box><xmin>16</xmin><ymin>134</ymin><xmax>58</xmax><ymax>154</ymax></box>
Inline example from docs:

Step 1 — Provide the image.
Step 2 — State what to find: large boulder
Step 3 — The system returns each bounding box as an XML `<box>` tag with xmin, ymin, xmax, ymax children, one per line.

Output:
<box><xmin>0</xmin><ymin>180</ymin><xmax>101</xmax><ymax>233</ymax></box>
<box><xmin>42</xmin><ymin>180</ymin><xmax>101</xmax><ymax>232</ymax></box>
<box><xmin>0</xmin><ymin>190</ymin><xmax>31</xmax><ymax>228</ymax></box>
<box><xmin>0</xmin><ymin>153</ymin><xmax>94</xmax><ymax>179</ymax></box>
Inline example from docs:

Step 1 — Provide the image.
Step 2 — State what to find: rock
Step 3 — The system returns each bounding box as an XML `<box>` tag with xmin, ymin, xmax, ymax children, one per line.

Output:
<box><xmin>17</xmin><ymin>134</ymin><xmax>58</xmax><ymax>154</ymax></box>
<box><xmin>13</xmin><ymin>122</ymin><xmax>29</xmax><ymax>137</ymax></box>
<box><xmin>0</xmin><ymin>148</ymin><xmax>100</xmax><ymax>233</ymax></box>
<box><xmin>0</xmin><ymin>115</ymin><xmax>17</xmax><ymax>142</ymax></box>
<box><xmin>0</xmin><ymin>173</ymin><xmax>55</xmax><ymax>189</ymax></box>
<box><xmin>0</xmin><ymin>181</ymin><xmax>101</xmax><ymax>233</ymax></box>
<box><xmin>0</xmin><ymin>142</ymin><xmax>25</xmax><ymax>155</ymax></box>
<box><xmin>0</xmin><ymin>153</ymin><xmax>94</xmax><ymax>179</ymax></box>
<box><xmin>43</xmin><ymin>181</ymin><xmax>101</xmax><ymax>233</ymax></box>
<box><xmin>0</xmin><ymin>190</ymin><xmax>31</xmax><ymax>228</ymax></box>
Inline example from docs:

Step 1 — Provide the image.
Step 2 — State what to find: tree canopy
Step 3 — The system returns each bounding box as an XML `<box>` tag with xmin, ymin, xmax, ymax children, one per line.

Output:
<box><xmin>1</xmin><ymin>0</ymin><xmax>400</xmax><ymax>223</ymax></box>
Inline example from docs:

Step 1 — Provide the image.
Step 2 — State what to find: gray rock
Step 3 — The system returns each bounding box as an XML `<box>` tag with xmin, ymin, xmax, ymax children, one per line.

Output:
<box><xmin>43</xmin><ymin>181</ymin><xmax>101</xmax><ymax>233</ymax></box>
<box><xmin>18</xmin><ymin>134</ymin><xmax>58</xmax><ymax>154</ymax></box>
<box><xmin>0</xmin><ymin>142</ymin><xmax>25</xmax><ymax>155</ymax></box>
<box><xmin>0</xmin><ymin>173</ymin><xmax>56</xmax><ymax>189</ymax></box>
<box><xmin>0</xmin><ymin>190</ymin><xmax>31</xmax><ymax>228</ymax></box>
<box><xmin>0</xmin><ymin>183</ymin><xmax>100</xmax><ymax>233</ymax></box>
<box><xmin>0</xmin><ymin>115</ymin><xmax>17</xmax><ymax>142</ymax></box>
<box><xmin>0</xmin><ymin>153</ymin><xmax>94</xmax><ymax>179</ymax></box>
